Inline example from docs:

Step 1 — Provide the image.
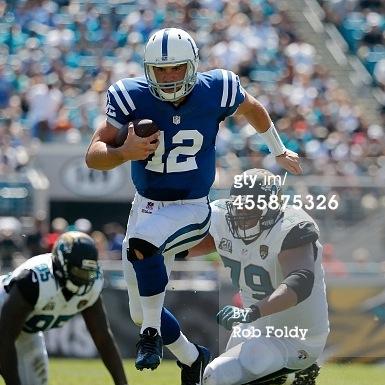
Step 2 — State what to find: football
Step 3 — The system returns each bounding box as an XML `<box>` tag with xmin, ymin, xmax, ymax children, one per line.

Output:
<box><xmin>114</xmin><ymin>119</ymin><xmax>159</xmax><ymax>147</ymax></box>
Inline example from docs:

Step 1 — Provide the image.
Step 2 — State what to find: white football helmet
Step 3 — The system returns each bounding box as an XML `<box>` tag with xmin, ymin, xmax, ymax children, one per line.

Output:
<box><xmin>144</xmin><ymin>28</ymin><xmax>199</xmax><ymax>102</ymax></box>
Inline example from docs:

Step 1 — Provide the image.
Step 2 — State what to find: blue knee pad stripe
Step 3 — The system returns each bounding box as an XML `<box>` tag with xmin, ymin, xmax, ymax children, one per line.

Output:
<box><xmin>160</xmin><ymin>203</ymin><xmax>211</xmax><ymax>254</ymax></box>
<box><xmin>161</xmin><ymin>307</ymin><xmax>181</xmax><ymax>345</ymax></box>
<box><xmin>131</xmin><ymin>254</ymin><xmax>168</xmax><ymax>296</ymax></box>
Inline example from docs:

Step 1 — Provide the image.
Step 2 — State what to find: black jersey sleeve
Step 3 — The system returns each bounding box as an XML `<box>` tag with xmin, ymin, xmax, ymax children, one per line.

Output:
<box><xmin>281</xmin><ymin>222</ymin><xmax>319</xmax><ymax>251</ymax></box>
<box><xmin>6</xmin><ymin>269</ymin><xmax>39</xmax><ymax>307</ymax></box>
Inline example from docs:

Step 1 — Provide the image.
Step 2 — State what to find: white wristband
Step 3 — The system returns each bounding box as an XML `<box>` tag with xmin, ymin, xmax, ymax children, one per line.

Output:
<box><xmin>259</xmin><ymin>124</ymin><xmax>286</xmax><ymax>156</ymax></box>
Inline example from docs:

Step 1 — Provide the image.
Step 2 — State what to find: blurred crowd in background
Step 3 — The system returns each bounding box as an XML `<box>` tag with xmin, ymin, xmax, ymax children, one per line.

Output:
<box><xmin>0</xmin><ymin>0</ymin><xmax>385</xmax><ymax>268</ymax></box>
<box><xmin>0</xmin><ymin>214</ymin><xmax>125</xmax><ymax>270</ymax></box>
<box><xmin>1</xmin><ymin>0</ymin><xmax>384</xmax><ymax>177</ymax></box>
<box><xmin>318</xmin><ymin>0</ymin><xmax>385</xmax><ymax>99</ymax></box>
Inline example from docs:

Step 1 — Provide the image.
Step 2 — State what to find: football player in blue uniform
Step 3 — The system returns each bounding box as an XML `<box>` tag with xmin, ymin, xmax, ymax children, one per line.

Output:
<box><xmin>86</xmin><ymin>27</ymin><xmax>302</xmax><ymax>384</ymax></box>
<box><xmin>0</xmin><ymin>231</ymin><xmax>128</xmax><ymax>385</ymax></box>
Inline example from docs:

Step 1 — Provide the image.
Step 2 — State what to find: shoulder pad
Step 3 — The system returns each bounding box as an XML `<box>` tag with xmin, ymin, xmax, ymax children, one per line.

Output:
<box><xmin>282</xmin><ymin>207</ymin><xmax>317</xmax><ymax>231</ymax></box>
<box><xmin>106</xmin><ymin>77</ymin><xmax>146</xmax><ymax>124</ymax></box>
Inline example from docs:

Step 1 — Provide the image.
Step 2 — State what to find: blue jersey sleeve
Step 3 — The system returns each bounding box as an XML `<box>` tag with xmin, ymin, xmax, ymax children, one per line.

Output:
<box><xmin>215</xmin><ymin>69</ymin><xmax>246</xmax><ymax>118</ymax></box>
<box><xmin>105</xmin><ymin>78</ymin><xmax>139</xmax><ymax>128</ymax></box>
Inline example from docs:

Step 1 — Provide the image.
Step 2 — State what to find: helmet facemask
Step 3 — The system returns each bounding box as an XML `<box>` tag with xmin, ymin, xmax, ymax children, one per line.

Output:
<box><xmin>225</xmin><ymin>169</ymin><xmax>283</xmax><ymax>243</ymax></box>
<box><xmin>145</xmin><ymin>60</ymin><xmax>197</xmax><ymax>102</ymax></box>
<box><xmin>62</xmin><ymin>257</ymin><xmax>98</xmax><ymax>295</ymax></box>
<box><xmin>225</xmin><ymin>198</ymin><xmax>267</xmax><ymax>242</ymax></box>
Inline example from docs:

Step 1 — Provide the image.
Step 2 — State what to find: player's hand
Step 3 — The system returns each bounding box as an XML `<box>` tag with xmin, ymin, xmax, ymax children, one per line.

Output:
<box><xmin>216</xmin><ymin>305</ymin><xmax>259</xmax><ymax>330</ymax></box>
<box><xmin>275</xmin><ymin>149</ymin><xmax>302</xmax><ymax>175</ymax></box>
<box><xmin>120</xmin><ymin>126</ymin><xmax>160</xmax><ymax>161</ymax></box>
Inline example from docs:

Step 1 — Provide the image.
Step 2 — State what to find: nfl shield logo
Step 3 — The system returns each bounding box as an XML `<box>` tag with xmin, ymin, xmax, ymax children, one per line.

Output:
<box><xmin>173</xmin><ymin>115</ymin><xmax>181</xmax><ymax>125</ymax></box>
<box><xmin>260</xmin><ymin>245</ymin><xmax>269</xmax><ymax>259</ymax></box>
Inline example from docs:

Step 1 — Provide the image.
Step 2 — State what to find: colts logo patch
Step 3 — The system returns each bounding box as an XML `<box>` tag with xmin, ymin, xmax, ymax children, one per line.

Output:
<box><xmin>173</xmin><ymin>115</ymin><xmax>181</xmax><ymax>125</ymax></box>
<box><xmin>218</xmin><ymin>238</ymin><xmax>232</xmax><ymax>253</ymax></box>
<box><xmin>260</xmin><ymin>245</ymin><xmax>269</xmax><ymax>259</ymax></box>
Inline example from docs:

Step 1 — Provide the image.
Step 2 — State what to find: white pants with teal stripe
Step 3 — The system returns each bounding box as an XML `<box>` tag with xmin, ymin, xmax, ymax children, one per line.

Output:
<box><xmin>122</xmin><ymin>192</ymin><xmax>211</xmax><ymax>325</ymax></box>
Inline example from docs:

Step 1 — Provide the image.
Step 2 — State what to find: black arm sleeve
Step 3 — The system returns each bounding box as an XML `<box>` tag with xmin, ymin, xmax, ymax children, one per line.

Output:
<box><xmin>282</xmin><ymin>269</ymin><xmax>315</xmax><ymax>303</ymax></box>
<box><xmin>281</xmin><ymin>222</ymin><xmax>319</xmax><ymax>251</ymax></box>
<box><xmin>5</xmin><ymin>270</ymin><xmax>39</xmax><ymax>307</ymax></box>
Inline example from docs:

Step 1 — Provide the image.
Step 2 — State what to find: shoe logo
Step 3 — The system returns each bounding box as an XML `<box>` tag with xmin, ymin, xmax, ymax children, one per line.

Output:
<box><xmin>202</xmin><ymin>373</ymin><xmax>210</xmax><ymax>384</ymax></box>
<box><xmin>298</xmin><ymin>222</ymin><xmax>307</xmax><ymax>229</ymax></box>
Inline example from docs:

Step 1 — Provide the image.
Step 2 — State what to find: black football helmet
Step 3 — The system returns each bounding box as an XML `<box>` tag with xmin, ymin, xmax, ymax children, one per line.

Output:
<box><xmin>52</xmin><ymin>231</ymin><xmax>99</xmax><ymax>295</ymax></box>
<box><xmin>225</xmin><ymin>169</ymin><xmax>283</xmax><ymax>242</ymax></box>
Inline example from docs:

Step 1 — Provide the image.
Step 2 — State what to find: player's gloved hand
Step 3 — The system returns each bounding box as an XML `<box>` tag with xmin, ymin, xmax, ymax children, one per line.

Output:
<box><xmin>216</xmin><ymin>305</ymin><xmax>260</xmax><ymax>330</ymax></box>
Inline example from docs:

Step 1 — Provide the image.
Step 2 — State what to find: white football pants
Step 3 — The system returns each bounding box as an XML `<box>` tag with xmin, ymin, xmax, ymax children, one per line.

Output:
<box><xmin>122</xmin><ymin>192</ymin><xmax>211</xmax><ymax>325</ymax></box>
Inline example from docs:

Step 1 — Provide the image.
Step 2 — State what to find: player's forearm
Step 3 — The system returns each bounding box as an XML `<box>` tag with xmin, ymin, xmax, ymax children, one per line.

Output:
<box><xmin>255</xmin><ymin>284</ymin><xmax>298</xmax><ymax>317</ymax></box>
<box><xmin>237</xmin><ymin>93</ymin><xmax>286</xmax><ymax>156</ymax></box>
<box><xmin>85</xmin><ymin>142</ymin><xmax>127</xmax><ymax>171</ymax></box>
<box><xmin>242</xmin><ymin>99</ymin><xmax>272</xmax><ymax>134</ymax></box>
<box><xmin>0</xmin><ymin>342</ymin><xmax>21</xmax><ymax>385</ymax></box>
<box><xmin>236</xmin><ymin>92</ymin><xmax>272</xmax><ymax>133</ymax></box>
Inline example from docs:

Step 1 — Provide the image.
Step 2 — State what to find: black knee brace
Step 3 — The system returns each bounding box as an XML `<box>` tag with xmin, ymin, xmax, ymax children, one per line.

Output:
<box><xmin>127</xmin><ymin>237</ymin><xmax>159</xmax><ymax>261</ymax></box>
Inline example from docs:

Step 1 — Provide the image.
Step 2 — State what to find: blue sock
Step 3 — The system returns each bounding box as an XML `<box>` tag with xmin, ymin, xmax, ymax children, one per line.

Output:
<box><xmin>161</xmin><ymin>307</ymin><xmax>181</xmax><ymax>345</ymax></box>
<box><xmin>131</xmin><ymin>253</ymin><xmax>168</xmax><ymax>296</ymax></box>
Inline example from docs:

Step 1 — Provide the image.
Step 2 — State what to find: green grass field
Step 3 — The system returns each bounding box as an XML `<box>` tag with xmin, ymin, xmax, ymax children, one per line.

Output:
<box><xmin>1</xmin><ymin>359</ymin><xmax>383</xmax><ymax>385</ymax></box>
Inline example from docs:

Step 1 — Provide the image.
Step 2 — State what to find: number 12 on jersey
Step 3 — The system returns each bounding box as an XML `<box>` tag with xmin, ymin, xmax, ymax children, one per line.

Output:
<box><xmin>146</xmin><ymin>130</ymin><xmax>203</xmax><ymax>173</ymax></box>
